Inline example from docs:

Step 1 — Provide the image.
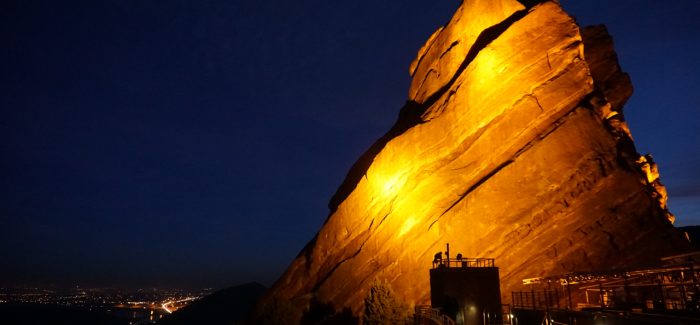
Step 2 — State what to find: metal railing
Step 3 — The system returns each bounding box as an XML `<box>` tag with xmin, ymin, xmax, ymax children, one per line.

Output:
<box><xmin>414</xmin><ymin>305</ymin><xmax>455</xmax><ymax>325</ymax></box>
<box><xmin>432</xmin><ymin>258</ymin><xmax>495</xmax><ymax>269</ymax></box>
<box><xmin>512</xmin><ymin>290</ymin><xmax>561</xmax><ymax>310</ymax></box>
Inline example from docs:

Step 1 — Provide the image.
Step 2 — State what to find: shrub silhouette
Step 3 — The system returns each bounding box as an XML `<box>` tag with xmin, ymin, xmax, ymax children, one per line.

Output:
<box><xmin>362</xmin><ymin>280</ymin><xmax>411</xmax><ymax>325</ymax></box>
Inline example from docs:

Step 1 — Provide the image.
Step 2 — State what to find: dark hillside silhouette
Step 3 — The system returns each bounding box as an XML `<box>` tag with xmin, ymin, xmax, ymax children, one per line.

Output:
<box><xmin>157</xmin><ymin>282</ymin><xmax>266</xmax><ymax>325</ymax></box>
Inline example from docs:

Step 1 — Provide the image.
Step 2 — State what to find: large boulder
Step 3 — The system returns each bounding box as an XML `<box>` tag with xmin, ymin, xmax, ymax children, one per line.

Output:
<box><xmin>258</xmin><ymin>0</ymin><xmax>690</xmax><ymax>321</ymax></box>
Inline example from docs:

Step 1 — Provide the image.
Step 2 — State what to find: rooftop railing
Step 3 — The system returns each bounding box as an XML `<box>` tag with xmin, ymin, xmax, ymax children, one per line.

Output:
<box><xmin>432</xmin><ymin>257</ymin><xmax>495</xmax><ymax>269</ymax></box>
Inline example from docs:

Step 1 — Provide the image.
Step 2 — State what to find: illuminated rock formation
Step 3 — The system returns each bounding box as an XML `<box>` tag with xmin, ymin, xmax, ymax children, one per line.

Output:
<box><xmin>259</xmin><ymin>0</ymin><xmax>689</xmax><ymax>321</ymax></box>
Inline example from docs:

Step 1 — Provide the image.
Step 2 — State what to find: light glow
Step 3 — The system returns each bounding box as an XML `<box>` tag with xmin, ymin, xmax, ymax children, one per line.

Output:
<box><xmin>380</xmin><ymin>173</ymin><xmax>403</xmax><ymax>196</ymax></box>
<box><xmin>398</xmin><ymin>216</ymin><xmax>418</xmax><ymax>237</ymax></box>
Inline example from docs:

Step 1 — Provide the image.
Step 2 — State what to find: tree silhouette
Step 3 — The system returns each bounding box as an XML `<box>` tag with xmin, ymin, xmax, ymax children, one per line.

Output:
<box><xmin>362</xmin><ymin>280</ymin><xmax>411</xmax><ymax>325</ymax></box>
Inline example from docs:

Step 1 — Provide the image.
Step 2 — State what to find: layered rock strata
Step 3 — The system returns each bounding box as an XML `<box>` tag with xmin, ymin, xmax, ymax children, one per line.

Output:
<box><xmin>259</xmin><ymin>0</ymin><xmax>689</xmax><ymax>321</ymax></box>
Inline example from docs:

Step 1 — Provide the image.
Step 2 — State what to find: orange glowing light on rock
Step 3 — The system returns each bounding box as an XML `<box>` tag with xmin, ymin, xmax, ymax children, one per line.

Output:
<box><xmin>379</xmin><ymin>173</ymin><xmax>403</xmax><ymax>196</ymax></box>
<box><xmin>474</xmin><ymin>48</ymin><xmax>503</xmax><ymax>85</ymax></box>
<box><xmin>398</xmin><ymin>215</ymin><xmax>418</xmax><ymax>237</ymax></box>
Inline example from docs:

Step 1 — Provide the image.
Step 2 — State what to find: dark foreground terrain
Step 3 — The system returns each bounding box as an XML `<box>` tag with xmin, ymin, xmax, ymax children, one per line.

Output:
<box><xmin>0</xmin><ymin>303</ymin><xmax>128</xmax><ymax>325</ymax></box>
<box><xmin>157</xmin><ymin>282</ymin><xmax>266</xmax><ymax>324</ymax></box>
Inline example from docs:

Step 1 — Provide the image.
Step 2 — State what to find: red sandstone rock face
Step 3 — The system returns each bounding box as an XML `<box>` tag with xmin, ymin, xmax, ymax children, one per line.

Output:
<box><xmin>258</xmin><ymin>0</ymin><xmax>689</xmax><ymax>321</ymax></box>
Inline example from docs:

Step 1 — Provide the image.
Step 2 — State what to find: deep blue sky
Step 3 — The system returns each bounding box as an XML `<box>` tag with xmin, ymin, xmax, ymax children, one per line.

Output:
<box><xmin>1</xmin><ymin>0</ymin><xmax>698</xmax><ymax>289</ymax></box>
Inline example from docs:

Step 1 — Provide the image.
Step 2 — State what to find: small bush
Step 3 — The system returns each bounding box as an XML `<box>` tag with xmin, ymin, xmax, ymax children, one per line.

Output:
<box><xmin>362</xmin><ymin>280</ymin><xmax>411</xmax><ymax>325</ymax></box>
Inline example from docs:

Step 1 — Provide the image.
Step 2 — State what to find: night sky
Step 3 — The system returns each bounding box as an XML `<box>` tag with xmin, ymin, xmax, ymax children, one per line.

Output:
<box><xmin>2</xmin><ymin>0</ymin><xmax>699</xmax><ymax>289</ymax></box>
